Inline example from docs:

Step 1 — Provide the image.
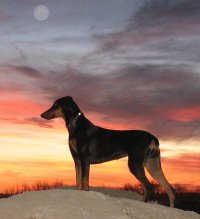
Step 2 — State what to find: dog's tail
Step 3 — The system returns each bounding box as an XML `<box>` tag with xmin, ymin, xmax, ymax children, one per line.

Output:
<box><xmin>143</xmin><ymin>137</ymin><xmax>160</xmax><ymax>167</ymax></box>
<box><xmin>143</xmin><ymin>137</ymin><xmax>176</xmax><ymax>207</ymax></box>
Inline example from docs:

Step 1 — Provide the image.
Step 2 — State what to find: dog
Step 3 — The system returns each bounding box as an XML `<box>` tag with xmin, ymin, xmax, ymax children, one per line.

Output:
<box><xmin>41</xmin><ymin>96</ymin><xmax>176</xmax><ymax>207</ymax></box>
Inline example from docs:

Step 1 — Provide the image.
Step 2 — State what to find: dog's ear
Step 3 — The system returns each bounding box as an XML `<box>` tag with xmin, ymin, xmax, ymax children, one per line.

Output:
<box><xmin>64</xmin><ymin>96</ymin><xmax>73</xmax><ymax>102</ymax></box>
<box><xmin>58</xmin><ymin>96</ymin><xmax>73</xmax><ymax>104</ymax></box>
<box><xmin>66</xmin><ymin>97</ymin><xmax>74</xmax><ymax>106</ymax></box>
<box><xmin>68</xmin><ymin>96</ymin><xmax>73</xmax><ymax>102</ymax></box>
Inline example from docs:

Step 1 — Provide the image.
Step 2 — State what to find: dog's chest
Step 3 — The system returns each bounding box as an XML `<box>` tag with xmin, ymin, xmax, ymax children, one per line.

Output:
<box><xmin>69</xmin><ymin>138</ymin><xmax>78</xmax><ymax>153</ymax></box>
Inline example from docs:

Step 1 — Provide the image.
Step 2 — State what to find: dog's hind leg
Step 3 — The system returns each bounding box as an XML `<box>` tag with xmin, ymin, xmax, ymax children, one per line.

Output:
<box><xmin>128</xmin><ymin>156</ymin><xmax>154</xmax><ymax>202</ymax></box>
<box><xmin>145</xmin><ymin>155</ymin><xmax>176</xmax><ymax>207</ymax></box>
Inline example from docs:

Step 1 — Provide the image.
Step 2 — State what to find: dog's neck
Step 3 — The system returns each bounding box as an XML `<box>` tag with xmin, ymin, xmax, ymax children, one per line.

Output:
<box><xmin>60</xmin><ymin>99</ymin><xmax>94</xmax><ymax>134</ymax></box>
<box><xmin>65</xmin><ymin>111</ymin><xmax>94</xmax><ymax>136</ymax></box>
<box><xmin>67</xmin><ymin>112</ymin><xmax>82</xmax><ymax>130</ymax></box>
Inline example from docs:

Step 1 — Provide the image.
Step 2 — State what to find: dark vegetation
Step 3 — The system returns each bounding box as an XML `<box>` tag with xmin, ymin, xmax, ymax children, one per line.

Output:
<box><xmin>0</xmin><ymin>181</ymin><xmax>199</xmax><ymax>214</ymax></box>
<box><xmin>123</xmin><ymin>182</ymin><xmax>200</xmax><ymax>214</ymax></box>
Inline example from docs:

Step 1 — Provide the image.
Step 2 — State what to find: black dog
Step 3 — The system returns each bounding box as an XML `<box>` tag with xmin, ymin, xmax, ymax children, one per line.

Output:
<box><xmin>41</xmin><ymin>96</ymin><xmax>175</xmax><ymax>207</ymax></box>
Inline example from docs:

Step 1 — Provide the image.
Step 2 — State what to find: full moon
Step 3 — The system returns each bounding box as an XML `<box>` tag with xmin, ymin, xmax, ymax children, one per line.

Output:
<box><xmin>34</xmin><ymin>5</ymin><xmax>49</xmax><ymax>21</ymax></box>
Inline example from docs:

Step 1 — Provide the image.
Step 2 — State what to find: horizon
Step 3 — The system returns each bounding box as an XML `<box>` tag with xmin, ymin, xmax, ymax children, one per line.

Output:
<box><xmin>0</xmin><ymin>0</ymin><xmax>200</xmax><ymax>192</ymax></box>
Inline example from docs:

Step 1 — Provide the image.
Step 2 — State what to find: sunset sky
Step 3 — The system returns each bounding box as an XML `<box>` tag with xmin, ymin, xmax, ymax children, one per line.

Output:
<box><xmin>0</xmin><ymin>0</ymin><xmax>200</xmax><ymax>192</ymax></box>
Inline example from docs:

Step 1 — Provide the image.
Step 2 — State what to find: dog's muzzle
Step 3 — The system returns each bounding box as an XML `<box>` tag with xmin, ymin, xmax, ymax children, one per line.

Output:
<box><xmin>40</xmin><ymin>111</ymin><xmax>54</xmax><ymax>120</ymax></box>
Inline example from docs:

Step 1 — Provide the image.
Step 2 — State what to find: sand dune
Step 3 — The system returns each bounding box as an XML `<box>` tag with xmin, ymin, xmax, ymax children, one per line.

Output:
<box><xmin>0</xmin><ymin>188</ymin><xmax>199</xmax><ymax>219</ymax></box>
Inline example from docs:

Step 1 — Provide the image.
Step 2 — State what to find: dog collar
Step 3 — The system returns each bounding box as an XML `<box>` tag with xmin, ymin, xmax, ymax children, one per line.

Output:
<box><xmin>68</xmin><ymin>112</ymin><xmax>82</xmax><ymax>130</ymax></box>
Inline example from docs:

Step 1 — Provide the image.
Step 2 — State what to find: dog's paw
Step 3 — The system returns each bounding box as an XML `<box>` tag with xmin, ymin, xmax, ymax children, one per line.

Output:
<box><xmin>81</xmin><ymin>185</ymin><xmax>90</xmax><ymax>191</ymax></box>
<box><xmin>76</xmin><ymin>185</ymin><xmax>82</xmax><ymax>190</ymax></box>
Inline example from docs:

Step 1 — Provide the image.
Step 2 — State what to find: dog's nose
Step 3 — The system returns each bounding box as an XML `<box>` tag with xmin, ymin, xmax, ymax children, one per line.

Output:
<box><xmin>40</xmin><ymin>112</ymin><xmax>52</xmax><ymax>120</ymax></box>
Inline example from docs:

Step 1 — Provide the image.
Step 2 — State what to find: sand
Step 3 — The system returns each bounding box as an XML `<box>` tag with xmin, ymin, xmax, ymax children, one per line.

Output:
<box><xmin>0</xmin><ymin>188</ymin><xmax>199</xmax><ymax>219</ymax></box>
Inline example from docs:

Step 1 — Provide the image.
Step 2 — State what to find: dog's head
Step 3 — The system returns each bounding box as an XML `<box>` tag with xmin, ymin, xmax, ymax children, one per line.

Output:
<box><xmin>41</xmin><ymin>96</ymin><xmax>79</xmax><ymax>121</ymax></box>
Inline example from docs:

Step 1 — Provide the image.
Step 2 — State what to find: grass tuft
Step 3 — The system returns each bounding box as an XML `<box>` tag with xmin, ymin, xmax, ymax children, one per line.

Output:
<box><xmin>2</xmin><ymin>180</ymin><xmax>64</xmax><ymax>197</ymax></box>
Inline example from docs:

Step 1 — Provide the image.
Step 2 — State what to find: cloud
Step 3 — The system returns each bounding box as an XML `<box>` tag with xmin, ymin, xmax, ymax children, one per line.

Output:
<box><xmin>25</xmin><ymin>117</ymin><xmax>53</xmax><ymax>128</ymax></box>
<box><xmin>1</xmin><ymin>64</ymin><xmax>42</xmax><ymax>78</ymax></box>
<box><xmin>60</xmin><ymin>0</ymin><xmax>200</xmax><ymax>143</ymax></box>
<box><xmin>0</xmin><ymin>64</ymin><xmax>43</xmax><ymax>99</ymax></box>
<box><xmin>85</xmin><ymin>0</ymin><xmax>200</xmax><ymax>70</ymax></box>
<box><xmin>100</xmin><ymin>0</ymin><xmax>200</xmax><ymax>49</ymax></box>
<box><xmin>1</xmin><ymin>0</ymin><xmax>200</xmax><ymax>142</ymax></box>
<box><xmin>13</xmin><ymin>44</ymin><xmax>28</xmax><ymax>63</ymax></box>
<box><xmin>162</xmin><ymin>153</ymin><xmax>200</xmax><ymax>171</ymax></box>
<box><xmin>0</xmin><ymin>117</ymin><xmax>53</xmax><ymax>129</ymax></box>
<box><xmin>0</xmin><ymin>96</ymin><xmax>53</xmax><ymax>129</ymax></box>
<box><xmin>1</xmin><ymin>61</ymin><xmax>200</xmax><ymax>141</ymax></box>
<box><xmin>38</xmin><ymin>64</ymin><xmax>200</xmax><ymax>141</ymax></box>
<box><xmin>130</xmin><ymin>0</ymin><xmax>200</xmax><ymax>33</ymax></box>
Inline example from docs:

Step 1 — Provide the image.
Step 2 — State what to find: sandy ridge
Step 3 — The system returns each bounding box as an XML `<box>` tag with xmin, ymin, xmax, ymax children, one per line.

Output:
<box><xmin>0</xmin><ymin>189</ymin><xmax>199</xmax><ymax>219</ymax></box>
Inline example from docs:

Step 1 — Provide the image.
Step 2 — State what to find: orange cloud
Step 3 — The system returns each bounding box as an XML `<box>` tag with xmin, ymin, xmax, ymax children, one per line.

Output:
<box><xmin>167</xmin><ymin>106</ymin><xmax>200</xmax><ymax>122</ymax></box>
<box><xmin>0</xmin><ymin>96</ymin><xmax>42</xmax><ymax>117</ymax></box>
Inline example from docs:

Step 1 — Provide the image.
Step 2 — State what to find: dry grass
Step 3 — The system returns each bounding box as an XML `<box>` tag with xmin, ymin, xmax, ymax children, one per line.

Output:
<box><xmin>122</xmin><ymin>181</ymin><xmax>164</xmax><ymax>194</ymax></box>
<box><xmin>122</xmin><ymin>181</ymin><xmax>200</xmax><ymax>194</ymax></box>
<box><xmin>3</xmin><ymin>180</ymin><xmax>64</xmax><ymax>196</ymax></box>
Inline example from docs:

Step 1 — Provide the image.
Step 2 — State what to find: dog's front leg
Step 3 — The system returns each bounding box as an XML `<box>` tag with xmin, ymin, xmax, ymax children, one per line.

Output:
<box><xmin>74</xmin><ymin>160</ymin><xmax>82</xmax><ymax>190</ymax></box>
<box><xmin>81</xmin><ymin>160</ymin><xmax>90</xmax><ymax>191</ymax></box>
